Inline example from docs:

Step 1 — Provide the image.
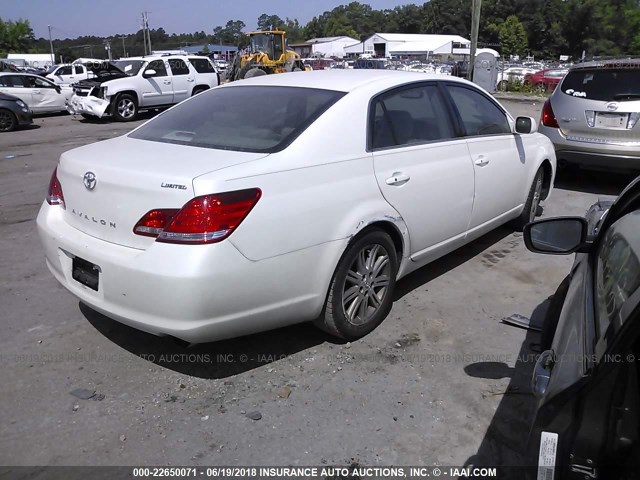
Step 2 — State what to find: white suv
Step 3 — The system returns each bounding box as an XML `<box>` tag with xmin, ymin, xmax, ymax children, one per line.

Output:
<box><xmin>67</xmin><ymin>55</ymin><xmax>220</xmax><ymax>121</ymax></box>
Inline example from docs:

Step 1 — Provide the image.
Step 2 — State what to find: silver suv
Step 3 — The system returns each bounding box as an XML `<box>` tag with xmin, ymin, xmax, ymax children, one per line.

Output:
<box><xmin>539</xmin><ymin>59</ymin><xmax>640</xmax><ymax>171</ymax></box>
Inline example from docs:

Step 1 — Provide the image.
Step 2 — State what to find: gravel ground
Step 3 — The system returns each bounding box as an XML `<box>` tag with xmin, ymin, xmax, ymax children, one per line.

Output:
<box><xmin>0</xmin><ymin>104</ymin><xmax>634</xmax><ymax>474</ymax></box>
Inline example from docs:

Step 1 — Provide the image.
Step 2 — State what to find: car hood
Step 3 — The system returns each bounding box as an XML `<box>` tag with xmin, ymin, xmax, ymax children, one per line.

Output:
<box><xmin>0</xmin><ymin>92</ymin><xmax>23</xmax><ymax>102</ymax></box>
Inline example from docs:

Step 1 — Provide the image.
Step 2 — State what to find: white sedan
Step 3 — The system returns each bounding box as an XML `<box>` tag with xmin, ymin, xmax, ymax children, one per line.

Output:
<box><xmin>37</xmin><ymin>70</ymin><xmax>556</xmax><ymax>343</ymax></box>
<box><xmin>0</xmin><ymin>73</ymin><xmax>73</xmax><ymax>113</ymax></box>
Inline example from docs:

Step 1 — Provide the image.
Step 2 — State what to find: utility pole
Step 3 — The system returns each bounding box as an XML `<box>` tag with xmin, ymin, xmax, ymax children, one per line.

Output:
<box><xmin>141</xmin><ymin>13</ymin><xmax>148</xmax><ymax>55</ymax></box>
<box><xmin>467</xmin><ymin>0</ymin><xmax>482</xmax><ymax>81</ymax></box>
<box><xmin>142</xmin><ymin>11</ymin><xmax>152</xmax><ymax>55</ymax></box>
<box><xmin>119</xmin><ymin>36</ymin><xmax>127</xmax><ymax>57</ymax></box>
<box><xmin>48</xmin><ymin>25</ymin><xmax>55</xmax><ymax>66</ymax></box>
<box><xmin>105</xmin><ymin>39</ymin><xmax>112</xmax><ymax>61</ymax></box>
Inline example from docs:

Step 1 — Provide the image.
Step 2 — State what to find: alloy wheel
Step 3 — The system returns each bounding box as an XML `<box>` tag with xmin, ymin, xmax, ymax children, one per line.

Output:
<box><xmin>341</xmin><ymin>243</ymin><xmax>391</xmax><ymax>326</ymax></box>
<box><xmin>117</xmin><ymin>99</ymin><xmax>135</xmax><ymax>119</ymax></box>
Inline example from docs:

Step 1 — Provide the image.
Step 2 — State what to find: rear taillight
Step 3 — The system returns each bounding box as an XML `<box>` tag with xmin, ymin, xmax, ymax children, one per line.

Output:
<box><xmin>541</xmin><ymin>99</ymin><xmax>559</xmax><ymax>128</ymax></box>
<box><xmin>133</xmin><ymin>188</ymin><xmax>262</xmax><ymax>244</ymax></box>
<box><xmin>133</xmin><ymin>209</ymin><xmax>180</xmax><ymax>237</ymax></box>
<box><xmin>46</xmin><ymin>167</ymin><xmax>65</xmax><ymax>208</ymax></box>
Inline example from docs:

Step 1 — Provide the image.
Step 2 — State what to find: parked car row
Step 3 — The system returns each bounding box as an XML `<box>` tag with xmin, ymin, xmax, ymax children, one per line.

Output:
<box><xmin>0</xmin><ymin>54</ymin><xmax>220</xmax><ymax>130</ymax></box>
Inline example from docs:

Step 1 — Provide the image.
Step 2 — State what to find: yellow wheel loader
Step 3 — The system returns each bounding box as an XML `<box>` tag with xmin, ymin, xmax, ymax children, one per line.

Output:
<box><xmin>226</xmin><ymin>30</ymin><xmax>307</xmax><ymax>82</ymax></box>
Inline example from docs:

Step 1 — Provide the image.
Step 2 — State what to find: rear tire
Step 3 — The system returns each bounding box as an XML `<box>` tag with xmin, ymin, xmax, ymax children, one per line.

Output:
<box><xmin>314</xmin><ymin>229</ymin><xmax>398</xmax><ymax>339</ymax></box>
<box><xmin>113</xmin><ymin>93</ymin><xmax>138</xmax><ymax>122</ymax></box>
<box><xmin>0</xmin><ymin>108</ymin><xmax>17</xmax><ymax>132</ymax></box>
<box><xmin>512</xmin><ymin>167</ymin><xmax>544</xmax><ymax>230</ymax></box>
<box><xmin>192</xmin><ymin>86</ymin><xmax>208</xmax><ymax>96</ymax></box>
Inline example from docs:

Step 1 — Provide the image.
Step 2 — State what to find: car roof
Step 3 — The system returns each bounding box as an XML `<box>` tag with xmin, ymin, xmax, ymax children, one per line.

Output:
<box><xmin>225</xmin><ymin>69</ymin><xmax>474</xmax><ymax>93</ymax></box>
<box><xmin>570</xmin><ymin>58</ymin><xmax>640</xmax><ymax>70</ymax></box>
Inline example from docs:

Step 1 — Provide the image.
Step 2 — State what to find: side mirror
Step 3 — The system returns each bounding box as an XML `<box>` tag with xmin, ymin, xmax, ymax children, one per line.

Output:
<box><xmin>143</xmin><ymin>69</ymin><xmax>157</xmax><ymax>78</ymax></box>
<box><xmin>524</xmin><ymin>217</ymin><xmax>589</xmax><ymax>255</ymax></box>
<box><xmin>515</xmin><ymin>116</ymin><xmax>537</xmax><ymax>134</ymax></box>
<box><xmin>55</xmin><ymin>85</ymin><xmax>61</xmax><ymax>93</ymax></box>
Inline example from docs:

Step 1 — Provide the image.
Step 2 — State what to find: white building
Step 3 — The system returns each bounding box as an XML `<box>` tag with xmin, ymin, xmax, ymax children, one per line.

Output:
<box><xmin>290</xmin><ymin>36</ymin><xmax>359</xmax><ymax>59</ymax></box>
<box><xmin>7</xmin><ymin>53</ymin><xmax>55</xmax><ymax>68</ymax></box>
<box><xmin>344</xmin><ymin>33</ymin><xmax>471</xmax><ymax>59</ymax></box>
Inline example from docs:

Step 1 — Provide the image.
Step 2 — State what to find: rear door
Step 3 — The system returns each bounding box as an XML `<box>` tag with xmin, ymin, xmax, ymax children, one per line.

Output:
<box><xmin>0</xmin><ymin>75</ymin><xmax>33</xmax><ymax>107</ymax></box>
<box><xmin>557</xmin><ymin>67</ymin><xmax>640</xmax><ymax>144</ymax></box>
<box><xmin>141</xmin><ymin>59</ymin><xmax>173</xmax><ymax>106</ymax></box>
<box><xmin>444</xmin><ymin>83</ymin><xmax>527</xmax><ymax>230</ymax></box>
<box><xmin>167</xmin><ymin>58</ymin><xmax>193</xmax><ymax>103</ymax></box>
<box><xmin>370</xmin><ymin>82</ymin><xmax>475</xmax><ymax>260</ymax></box>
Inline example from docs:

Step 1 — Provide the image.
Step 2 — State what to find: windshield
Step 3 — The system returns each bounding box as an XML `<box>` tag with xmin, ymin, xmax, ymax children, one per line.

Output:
<box><xmin>251</xmin><ymin>33</ymin><xmax>275</xmax><ymax>56</ymax></box>
<box><xmin>111</xmin><ymin>60</ymin><xmax>145</xmax><ymax>76</ymax></box>
<box><xmin>129</xmin><ymin>86</ymin><xmax>345</xmax><ymax>153</ymax></box>
<box><xmin>45</xmin><ymin>65</ymin><xmax>58</xmax><ymax>74</ymax></box>
<box><xmin>562</xmin><ymin>68</ymin><xmax>640</xmax><ymax>101</ymax></box>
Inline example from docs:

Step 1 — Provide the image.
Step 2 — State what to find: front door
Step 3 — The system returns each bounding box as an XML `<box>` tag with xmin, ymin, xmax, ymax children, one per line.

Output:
<box><xmin>141</xmin><ymin>59</ymin><xmax>173</xmax><ymax>106</ymax></box>
<box><xmin>444</xmin><ymin>83</ymin><xmax>528</xmax><ymax>230</ymax></box>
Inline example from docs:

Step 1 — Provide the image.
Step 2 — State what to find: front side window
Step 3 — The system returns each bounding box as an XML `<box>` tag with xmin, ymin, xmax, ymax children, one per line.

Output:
<box><xmin>144</xmin><ymin>60</ymin><xmax>167</xmax><ymax>78</ymax></box>
<box><xmin>24</xmin><ymin>76</ymin><xmax>56</xmax><ymax>88</ymax></box>
<box><xmin>446</xmin><ymin>84</ymin><xmax>511</xmax><ymax>136</ymax></box>
<box><xmin>595</xmin><ymin>210</ymin><xmax>640</xmax><ymax>339</ymax></box>
<box><xmin>561</xmin><ymin>68</ymin><xmax>640</xmax><ymax>101</ymax></box>
<box><xmin>58</xmin><ymin>66</ymin><xmax>72</xmax><ymax>75</ymax></box>
<box><xmin>370</xmin><ymin>84</ymin><xmax>456</xmax><ymax>150</ymax></box>
<box><xmin>129</xmin><ymin>86</ymin><xmax>345</xmax><ymax>153</ymax></box>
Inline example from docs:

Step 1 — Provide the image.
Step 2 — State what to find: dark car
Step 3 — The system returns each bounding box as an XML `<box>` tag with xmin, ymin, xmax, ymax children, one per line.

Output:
<box><xmin>0</xmin><ymin>92</ymin><xmax>32</xmax><ymax>132</ymax></box>
<box><xmin>523</xmin><ymin>176</ymin><xmax>640</xmax><ymax>478</ymax></box>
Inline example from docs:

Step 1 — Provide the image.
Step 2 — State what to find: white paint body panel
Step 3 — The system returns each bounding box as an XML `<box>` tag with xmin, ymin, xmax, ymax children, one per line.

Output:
<box><xmin>37</xmin><ymin>70</ymin><xmax>556</xmax><ymax>342</ymax></box>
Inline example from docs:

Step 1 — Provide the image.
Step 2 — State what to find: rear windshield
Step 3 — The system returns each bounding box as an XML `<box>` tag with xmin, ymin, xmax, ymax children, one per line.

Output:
<box><xmin>561</xmin><ymin>68</ymin><xmax>640</xmax><ymax>101</ymax></box>
<box><xmin>129</xmin><ymin>86</ymin><xmax>346</xmax><ymax>153</ymax></box>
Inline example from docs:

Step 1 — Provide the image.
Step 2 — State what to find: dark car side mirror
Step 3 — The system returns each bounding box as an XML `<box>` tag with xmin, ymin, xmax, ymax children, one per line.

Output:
<box><xmin>524</xmin><ymin>217</ymin><xmax>589</xmax><ymax>255</ymax></box>
<box><xmin>515</xmin><ymin>116</ymin><xmax>537</xmax><ymax>134</ymax></box>
<box><xmin>55</xmin><ymin>85</ymin><xmax>61</xmax><ymax>94</ymax></box>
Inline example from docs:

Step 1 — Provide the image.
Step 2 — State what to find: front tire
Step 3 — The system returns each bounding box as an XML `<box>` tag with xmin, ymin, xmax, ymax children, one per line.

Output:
<box><xmin>0</xmin><ymin>108</ymin><xmax>17</xmax><ymax>132</ymax></box>
<box><xmin>513</xmin><ymin>167</ymin><xmax>544</xmax><ymax>230</ymax></box>
<box><xmin>243</xmin><ymin>68</ymin><xmax>267</xmax><ymax>79</ymax></box>
<box><xmin>315</xmin><ymin>229</ymin><xmax>398</xmax><ymax>339</ymax></box>
<box><xmin>113</xmin><ymin>93</ymin><xmax>138</xmax><ymax>122</ymax></box>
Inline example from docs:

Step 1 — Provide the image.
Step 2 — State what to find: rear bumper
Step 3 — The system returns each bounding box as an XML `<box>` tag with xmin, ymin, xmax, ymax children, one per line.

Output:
<box><xmin>37</xmin><ymin>202</ymin><xmax>344</xmax><ymax>343</ymax></box>
<box><xmin>540</xmin><ymin>125</ymin><xmax>640</xmax><ymax>171</ymax></box>
<box><xmin>67</xmin><ymin>94</ymin><xmax>110</xmax><ymax>118</ymax></box>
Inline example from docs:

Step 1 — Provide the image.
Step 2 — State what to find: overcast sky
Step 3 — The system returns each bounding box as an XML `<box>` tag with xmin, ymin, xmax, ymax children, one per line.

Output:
<box><xmin>1</xmin><ymin>0</ymin><xmax>414</xmax><ymax>39</ymax></box>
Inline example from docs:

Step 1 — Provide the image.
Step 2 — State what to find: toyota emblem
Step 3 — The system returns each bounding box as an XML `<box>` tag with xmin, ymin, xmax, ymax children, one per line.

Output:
<box><xmin>83</xmin><ymin>171</ymin><xmax>97</xmax><ymax>191</ymax></box>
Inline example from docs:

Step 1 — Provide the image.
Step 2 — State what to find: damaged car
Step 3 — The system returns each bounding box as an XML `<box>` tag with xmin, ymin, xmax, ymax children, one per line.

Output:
<box><xmin>67</xmin><ymin>56</ymin><xmax>220</xmax><ymax>121</ymax></box>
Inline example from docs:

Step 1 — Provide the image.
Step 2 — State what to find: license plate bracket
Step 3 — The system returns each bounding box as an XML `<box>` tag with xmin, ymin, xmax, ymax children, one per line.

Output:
<box><xmin>595</xmin><ymin>112</ymin><xmax>628</xmax><ymax>129</ymax></box>
<box><xmin>72</xmin><ymin>256</ymin><xmax>100</xmax><ymax>291</ymax></box>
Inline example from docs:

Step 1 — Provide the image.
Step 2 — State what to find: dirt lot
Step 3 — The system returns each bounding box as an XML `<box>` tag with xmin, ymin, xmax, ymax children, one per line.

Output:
<box><xmin>0</xmin><ymin>103</ymin><xmax>635</xmax><ymax>473</ymax></box>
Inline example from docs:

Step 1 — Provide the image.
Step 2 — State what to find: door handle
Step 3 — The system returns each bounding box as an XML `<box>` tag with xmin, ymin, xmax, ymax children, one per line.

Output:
<box><xmin>32</xmin><ymin>89</ymin><xmax>41</xmax><ymax>94</ymax></box>
<box><xmin>385</xmin><ymin>172</ymin><xmax>410</xmax><ymax>186</ymax></box>
<box><xmin>187</xmin><ymin>78</ymin><xmax>195</xmax><ymax>82</ymax></box>
<box><xmin>474</xmin><ymin>155</ymin><xmax>490</xmax><ymax>167</ymax></box>
<box><xmin>163</xmin><ymin>81</ymin><xmax>172</xmax><ymax>85</ymax></box>
<box><xmin>531</xmin><ymin>350</ymin><xmax>555</xmax><ymax>398</ymax></box>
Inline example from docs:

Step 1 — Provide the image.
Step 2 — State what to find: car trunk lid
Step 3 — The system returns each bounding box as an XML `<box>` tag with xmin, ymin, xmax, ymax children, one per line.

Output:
<box><xmin>58</xmin><ymin>136</ymin><xmax>268</xmax><ymax>250</ymax></box>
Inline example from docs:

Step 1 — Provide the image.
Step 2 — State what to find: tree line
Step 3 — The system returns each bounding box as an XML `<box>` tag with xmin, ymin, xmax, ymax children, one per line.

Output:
<box><xmin>2</xmin><ymin>0</ymin><xmax>640</xmax><ymax>62</ymax></box>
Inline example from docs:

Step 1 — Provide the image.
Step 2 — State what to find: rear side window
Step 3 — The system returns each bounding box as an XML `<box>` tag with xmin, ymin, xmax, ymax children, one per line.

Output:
<box><xmin>370</xmin><ymin>84</ymin><xmax>456</xmax><ymax>149</ymax></box>
<box><xmin>562</xmin><ymin>68</ymin><xmax>640</xmax><ymax>101</ymax></box>
<box><xmin>129</xmin><ymin>86</ymin><xmax>345</xmax><ymax>153</ymax></box>
<box><xmin>168</xmin><ymin>58</ymin><xmax>190</xmax><ymax>76</ymax></box>
<box><xmin>0</xmin><ymin>75</ymin><xmax>26</xmax><ymax>87</ymax></box>
<box><xmin>446</xmin><ymin>84</ymin><xmax>511</xmax><ymax>136</ymax></box>
<box><xmin>74</xmin><ymin>66</ymin><xmax>84</xmax><ymax>75</ymax></box>
<box><xmin>189</xmin><ymin>58</ymin><xmax>215</xmax><ymax>74</ymax></box>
